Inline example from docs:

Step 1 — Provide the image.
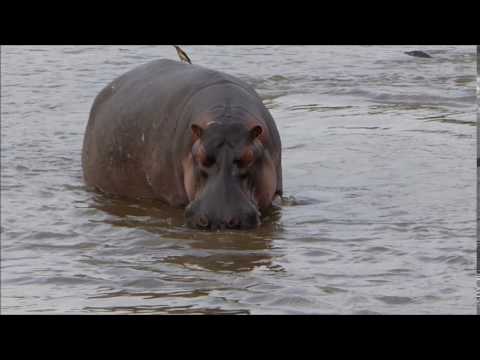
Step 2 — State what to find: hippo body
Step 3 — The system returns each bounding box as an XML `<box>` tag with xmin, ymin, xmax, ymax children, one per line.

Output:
<box><xmin>82</xmin><ymin>59</ymin><xmax>282</xmax><ymax>229</ymax></box>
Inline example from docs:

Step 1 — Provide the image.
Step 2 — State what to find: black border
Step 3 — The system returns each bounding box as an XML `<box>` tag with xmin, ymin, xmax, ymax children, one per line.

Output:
<box><xmin>1</xmin><ymin>315</ymin><xmax>478</xmax><ymax>348</ymax></box>
<box><xmin>1</xmin><ymin>6</ymin><xmax>479</xmax><ymax>45</ymax></box>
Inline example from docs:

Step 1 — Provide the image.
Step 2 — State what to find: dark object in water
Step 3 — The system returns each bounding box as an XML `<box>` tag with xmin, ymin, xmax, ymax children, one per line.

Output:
<box><xmin>404</xmin><ymin>51</ymin><xmax>432</xmax><ymax>58</ymax></box>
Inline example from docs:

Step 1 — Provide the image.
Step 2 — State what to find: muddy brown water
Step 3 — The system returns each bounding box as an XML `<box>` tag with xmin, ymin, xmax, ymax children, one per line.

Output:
<box><xmin>1</xmin><ymin>45</ymin><xmax>476</xmax><ymax>314</ymax></box>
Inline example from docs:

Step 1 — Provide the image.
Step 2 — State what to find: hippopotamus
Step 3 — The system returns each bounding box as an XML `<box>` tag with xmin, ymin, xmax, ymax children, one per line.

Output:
<box><xmin>82</xmin><ymin>59</ymin><xmax>282</xmax><ymax>230</ymax></box>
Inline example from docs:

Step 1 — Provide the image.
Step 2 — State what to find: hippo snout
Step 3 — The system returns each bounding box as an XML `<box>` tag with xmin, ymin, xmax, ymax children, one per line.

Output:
<box><xmin>185</xmin><ymin>202</ymin><xmax>260</xmax><ymax>230</ymax></box>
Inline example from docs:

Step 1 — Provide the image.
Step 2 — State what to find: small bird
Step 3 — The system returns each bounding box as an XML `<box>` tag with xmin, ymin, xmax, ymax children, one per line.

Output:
<box><xmin>173</xmin><ymin>45</ymin><xmax>192</xmax><ymax>64</ymax></box>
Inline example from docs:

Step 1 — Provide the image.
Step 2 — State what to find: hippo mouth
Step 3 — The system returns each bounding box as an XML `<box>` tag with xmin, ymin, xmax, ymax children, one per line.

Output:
<box><xmin>184</xmin><ymin>194</ymin><xmax>261</xmax><ymax>231</ymax></box>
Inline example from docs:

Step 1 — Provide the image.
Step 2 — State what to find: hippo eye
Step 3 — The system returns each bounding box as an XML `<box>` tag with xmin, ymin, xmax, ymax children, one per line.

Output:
<box><xmin>238</xmin><ymin>171</ymin><xmax>249</xmax><ymax>180</ymax></box>
<box><xmin>236</xmin><ymin>149</ymin><xmax>254</xmax><ymax>168</ymax></box>
<box><xmin>202</xmin><ymin>156</ymin><xmax>215</xmax><ymax>168</ymax></box>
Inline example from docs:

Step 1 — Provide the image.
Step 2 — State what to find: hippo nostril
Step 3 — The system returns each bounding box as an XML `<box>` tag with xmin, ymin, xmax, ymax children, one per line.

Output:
<box><xmin>197</xmin><ymin>215</ymin><xmax>209</xmax><ymax>228</ymax></box>
<box><xmin>227</xmin><ymin>217</ymin><xmax>239</xmax><ymax>228</ymax></box>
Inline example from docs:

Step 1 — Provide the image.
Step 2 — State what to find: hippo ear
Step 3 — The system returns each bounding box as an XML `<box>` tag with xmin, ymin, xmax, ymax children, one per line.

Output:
<box><xmin>249</xmin><ymin>125</ymin><xmax>263</xmax><ymax>140</ymax></box>
<box><xmin>191</xmin><ymin>124</ymin><xmax>204</xmax><ymax>141</ymax></box>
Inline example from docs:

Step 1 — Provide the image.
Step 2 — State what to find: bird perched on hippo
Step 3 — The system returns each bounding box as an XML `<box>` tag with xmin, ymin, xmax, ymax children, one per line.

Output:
<box><xmin>82</xmin><ymin>46</ymin><xmax>282</xmax><ymax>230</ymax></box>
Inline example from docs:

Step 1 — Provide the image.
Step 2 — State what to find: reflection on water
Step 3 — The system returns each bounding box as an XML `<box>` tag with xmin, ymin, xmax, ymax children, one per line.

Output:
<box><xmin>90</xmin><ymin>193</ymin><xmax>282</xmax><ymax>274</ymax></box>
<box><xmin>1</xmin><ymin>45</ymin><xmax>476</xmax><ymax>314</ymax></box>
<box><xmin>84</xmin><ymin>304</ymin><xmax>251</xmax><ymax>315</ymax></box>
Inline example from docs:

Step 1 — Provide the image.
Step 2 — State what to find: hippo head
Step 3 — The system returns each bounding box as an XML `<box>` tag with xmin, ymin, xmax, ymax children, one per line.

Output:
<box><xmin>183</xmin><ymin>121</ymin><xmax>276</xmax><ymax>230</ymax></box>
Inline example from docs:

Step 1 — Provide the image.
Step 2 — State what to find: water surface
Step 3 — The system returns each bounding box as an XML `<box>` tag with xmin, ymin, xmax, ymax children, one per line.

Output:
<box><xmin>1</xmin><ymin>45</ymin><xmax>476</xmax><ymax>314</ymax></box>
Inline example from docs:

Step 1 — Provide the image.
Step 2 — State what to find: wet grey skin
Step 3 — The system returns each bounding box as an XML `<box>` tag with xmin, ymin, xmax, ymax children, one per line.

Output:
<box><xmin>185</xmin><ymin>122</ymin><xmax>263</xmax><ymax>230</ymax></box>
<box><xmin>82</xmin><ymin>59</ymin><xmax>283</xmax><ymax>231</ymax></box>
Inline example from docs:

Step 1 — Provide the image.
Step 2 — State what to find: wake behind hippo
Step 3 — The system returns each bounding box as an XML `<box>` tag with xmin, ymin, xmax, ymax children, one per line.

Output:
<box><xmin>82</xmin><ymin>59</ymin><xmax>282</xmax><ymax>230</ymax></box>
